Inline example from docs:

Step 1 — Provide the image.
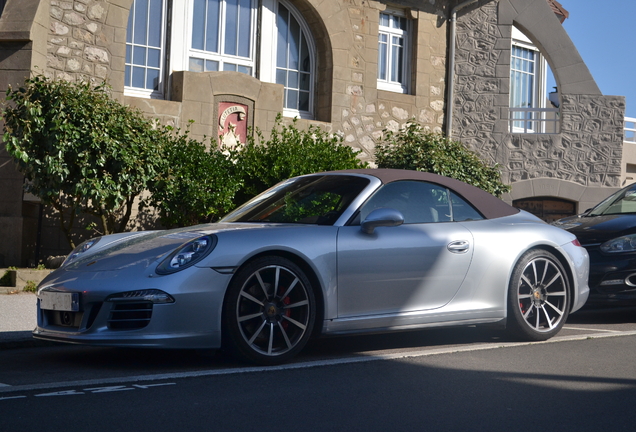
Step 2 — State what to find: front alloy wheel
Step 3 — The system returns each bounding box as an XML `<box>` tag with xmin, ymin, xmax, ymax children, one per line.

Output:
<box><xmin>507</xmin><ymin>249</ymin><xmax>570</xmax><ymax>341</ymax></box>
<box><xmin>224</xmin><ymin>257</ymin><xmax>316</xmax><ymax>365</ymax></box>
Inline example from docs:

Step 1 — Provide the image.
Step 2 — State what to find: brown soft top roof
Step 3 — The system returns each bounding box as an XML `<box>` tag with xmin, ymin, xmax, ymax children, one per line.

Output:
<box><xmin>331</xmin><ymin>169</ymin><xmax>519</xmax><ymax>220</ymax></box>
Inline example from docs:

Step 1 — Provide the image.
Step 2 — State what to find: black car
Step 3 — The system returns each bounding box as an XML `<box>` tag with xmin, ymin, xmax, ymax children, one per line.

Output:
<box><xmin>553</xmin><ymin>182</ymin><xmax>636</xmax><ymax>306</ymax></box>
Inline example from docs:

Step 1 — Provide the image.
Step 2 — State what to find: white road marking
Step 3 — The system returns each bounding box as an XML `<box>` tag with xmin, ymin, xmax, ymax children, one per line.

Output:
<box><xmin>2</xmin><ymin>330</ymin><xmax>636</xmax><ymax>396</ymax></box>
<box><xmin>563</xmin><ymin>326</ymin><xmax>622</xmax><ymax>333</ymax></box>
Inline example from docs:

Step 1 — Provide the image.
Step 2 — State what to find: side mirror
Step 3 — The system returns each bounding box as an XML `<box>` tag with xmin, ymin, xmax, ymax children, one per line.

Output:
<box><xmin>361</xmin><ymin>208</ymin><xmax>404</xmax><ymax>234</ymax></box>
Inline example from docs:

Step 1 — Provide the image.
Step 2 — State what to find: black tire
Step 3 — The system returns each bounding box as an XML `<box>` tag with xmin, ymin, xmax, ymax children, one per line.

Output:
<box><xmin>507</xmin><ymin>249</ymin><xmax>570</xmax><ymax>341</ymax></box>
<box><xmin>223</xmin><ymin>256</ymin><xmax>316</xmax><ymax>365</ymax></box>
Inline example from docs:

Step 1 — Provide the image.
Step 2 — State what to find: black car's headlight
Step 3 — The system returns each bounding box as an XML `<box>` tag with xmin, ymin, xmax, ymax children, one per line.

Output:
<box><xmin>62</xmin><ymin>237</ymin><xmax>102</xmax><ymax>267</ymax></box>
<box><xmin>600</xmin><ymin>234</ymin><xmax>636</xmax><ymax>253</ymax></box>
<box><xmin>156</xmin><ymin>235</ymin><xmax>217</xmax><ymax>275</ymax></box>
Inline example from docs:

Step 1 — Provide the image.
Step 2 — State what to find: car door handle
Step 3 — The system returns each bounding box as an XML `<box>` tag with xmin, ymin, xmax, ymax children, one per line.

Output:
<box><xmin>447</xmin><ymin>240</ymin><xmax>470</xmax><ymax>254</ymax></box>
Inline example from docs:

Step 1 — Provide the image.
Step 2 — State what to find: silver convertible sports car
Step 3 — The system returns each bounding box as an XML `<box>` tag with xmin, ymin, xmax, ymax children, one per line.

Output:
<box><xmin>34</xmin><ymin>169</ymin><xmax>589</xmax><ymax>365</ymax></box>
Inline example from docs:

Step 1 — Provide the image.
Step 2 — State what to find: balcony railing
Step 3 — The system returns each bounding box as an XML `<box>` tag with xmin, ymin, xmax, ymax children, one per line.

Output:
<box><xmin>508</xmin><ymin>107</ymin><xmax>560</xmax><ymax>134</ymax></box>
<box><xmin>625</xmin><ymin>117</ymin><xmax>636</xmax><ymax>143</ymax></box>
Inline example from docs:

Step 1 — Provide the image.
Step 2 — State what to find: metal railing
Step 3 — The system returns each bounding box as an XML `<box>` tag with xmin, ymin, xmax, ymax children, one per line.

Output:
<box><xmin>625</xmin><ymin>117</ymin><xmax>636</xmax><ymax>143</ymax></box>
<box><xmin>508</xmin><ymin>107</ymin><xmax>560</xmax><ymax>134</ymax></box>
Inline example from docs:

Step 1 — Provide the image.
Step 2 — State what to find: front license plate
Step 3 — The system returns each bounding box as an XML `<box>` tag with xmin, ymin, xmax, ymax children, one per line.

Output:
<box><xmin>39</xmin><ymin>292</ymin><xmax>79</xmax><ymax>312</ymax></box>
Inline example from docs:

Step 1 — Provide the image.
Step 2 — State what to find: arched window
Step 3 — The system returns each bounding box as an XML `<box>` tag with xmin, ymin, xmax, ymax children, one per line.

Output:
<box><xmin>125</xmin><ymin>0</ymin><xmax>316</xmax><ymax>118</ymax></box>
<box><xmin>275</xmin><ymin>2</ymin><xmax>314</xmax><ymax>116</ymax></box>
<box><xmin>509</xmin><ymin>26</ymin><xmax>558</xmax><ymax>133</ymax></box>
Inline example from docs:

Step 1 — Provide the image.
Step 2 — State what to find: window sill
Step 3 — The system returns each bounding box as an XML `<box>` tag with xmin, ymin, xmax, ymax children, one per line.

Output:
<box><xmin>377</xmin><ymin>89</ymin><xmax>416</xmax><ymax>104</ymax></box>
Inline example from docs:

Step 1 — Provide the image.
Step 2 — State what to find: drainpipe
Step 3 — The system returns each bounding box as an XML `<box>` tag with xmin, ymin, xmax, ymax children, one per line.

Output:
<box><xmin>446</xmin><ymin>0</ymin><xmax>480</xmax><ymax>139</ymax></box>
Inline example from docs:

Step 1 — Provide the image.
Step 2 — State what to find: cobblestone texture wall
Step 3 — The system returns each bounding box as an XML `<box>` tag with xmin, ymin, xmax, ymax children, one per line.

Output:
<box><xmin>454</xmin><ymin>1</ymin><xmax>625</xmax><ymax>188</ymax></box>
<box><xmin>47</xmin><ymin>0</ymin><xmax>115</xmax><ymax>84</ymax></box>
<box><xmin>335</xmin><ymin>0</ymin><xmax>449</xmax><ymax>162</ymax></box>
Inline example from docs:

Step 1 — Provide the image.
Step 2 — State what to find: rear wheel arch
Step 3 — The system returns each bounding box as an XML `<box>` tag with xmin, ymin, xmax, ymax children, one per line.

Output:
<box><xmin>505</xmin><ymin>246</ymin><xmax>572</xmax><ymax>340</ymax></box>
<box><xmin>530</xmin><ymin>245</ymin><xmax>576</xmax><ymax>310</ymax></box>
<box><xmin>507</xmin><ymin>245</ymin><xmax>576</xmax><ymax>311</ymax></box>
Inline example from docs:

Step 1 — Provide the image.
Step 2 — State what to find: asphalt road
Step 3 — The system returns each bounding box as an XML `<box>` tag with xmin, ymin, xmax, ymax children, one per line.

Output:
<box><xmin>1</xmin><ymin>306</ymin><xmax>636</xmax><ymax>431</ymax></box>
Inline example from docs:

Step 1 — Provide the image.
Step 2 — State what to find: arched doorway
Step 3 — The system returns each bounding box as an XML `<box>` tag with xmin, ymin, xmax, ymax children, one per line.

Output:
<box><xmin>513</xmin><ymin>197</ymin><xmax>576</xmax><ymax>223</ymax></box>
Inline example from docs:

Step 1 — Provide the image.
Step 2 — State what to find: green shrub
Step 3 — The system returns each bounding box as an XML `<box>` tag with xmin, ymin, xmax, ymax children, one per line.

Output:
<box><xmin>145</xmin><ymin>127</ymin><xmax>242</xmax><ymax>228</ymax></box>
<box><xmin>230</xmin><ymin>116</ymin><xmax>367</xmax><ymax>205</ymax></box>
<box><xmin>2</xmin><ymin>76</ymin><xmax>165</xmax><ymax>247</ymax></box>
<box><xmin>23</xmin><ymin>280</ymin><xmax>38</xmax><ymax>293</ymax></box>
<box><xmin>376</xmin><ymin>122</ymin><xmax>510</xmax><ymax>197</ymax></box>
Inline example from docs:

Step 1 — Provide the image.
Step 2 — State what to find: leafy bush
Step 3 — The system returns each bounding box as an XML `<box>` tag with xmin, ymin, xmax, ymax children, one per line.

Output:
<box><xmin>3</xmin><ymin>77</ymin><xmax>367</xmax><ymax>239</ymax></box>
<box><xmin>23</xmin><ymin>280</ymin><xmax>38</xmax><ymax>293</ymax></box>
<box><xmin>2</xmin><ymin>76</ymin><xmax>164</xmax><ymax>247</ymax></box>
<box><xmin>376</xmin><ymin>122</ymin><xmax>510</xmax><ymax>197</ymax></box>
<box><xmin>145</xmin><ymin>127</ymin><xmax>242</xmax><ymax>228</ymax></box>
<box><xmin>230</xmin><ymin>116</ymin><xmax>367</xmax><ymax>205</ymax></box>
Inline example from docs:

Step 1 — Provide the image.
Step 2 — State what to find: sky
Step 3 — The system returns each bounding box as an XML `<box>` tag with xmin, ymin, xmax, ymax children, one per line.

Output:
<box><xmin>552</xmin><ymin>0</ymin><xmax>635</xmax><ymax>118</ymax></box>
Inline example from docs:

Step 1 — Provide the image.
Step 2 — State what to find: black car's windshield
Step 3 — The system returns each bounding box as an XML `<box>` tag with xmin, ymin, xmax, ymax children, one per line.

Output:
<box><xmin>221</xmin><ymin>175</ymin><xmax>370</xmax><ymax>225</ymax></box>
<box><xmin>588</xmin><ymin>183</ymin><xmax>636</xmax><ymax>216</ymax></box>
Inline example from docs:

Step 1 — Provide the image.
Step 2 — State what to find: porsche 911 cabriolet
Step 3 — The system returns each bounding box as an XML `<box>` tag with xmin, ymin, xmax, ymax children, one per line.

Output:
<box><xmin>34</xmin><ymin>169</ymin><xmax>589</xmax><ymax>364</ymax></box>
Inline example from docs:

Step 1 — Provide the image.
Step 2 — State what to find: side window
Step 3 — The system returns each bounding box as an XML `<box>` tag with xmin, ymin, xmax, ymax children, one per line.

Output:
<box><xmin>125</xmin><ymin>0</ymin><xmax>166</xmax><ymax>98</ymax></box>
<box><xmin>377</xmin><ymin>9</ymin><xmax>410</xmax><ymax>94</ymax></box>
<box><xmin>359</xmin><ymin>181</ymin><xmax>484</xmax><ymax>224</ymax></box>
<box><xmin>359</xmin><ymin>181</ymin><xmax>450</xmax><ymax>224</ymax></box>
<box><xmin>450</xmin><ymin>192</ymin><xmax>484</xmax><ymax>221</ymax></box>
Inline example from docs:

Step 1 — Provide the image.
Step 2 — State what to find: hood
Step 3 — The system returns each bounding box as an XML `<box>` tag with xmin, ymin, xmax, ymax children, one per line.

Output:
<box><xmin>553</xmin><ymin>214</ymin><xmax>636</xmax><ymax>245</ymax></box>
<box><xmin>63</xmin><ymin>222</ymin><xmax>272</xmax><ymax>272</ymax></box>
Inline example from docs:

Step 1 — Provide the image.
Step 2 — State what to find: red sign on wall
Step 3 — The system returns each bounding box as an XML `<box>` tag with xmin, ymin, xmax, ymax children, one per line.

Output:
<box><xmin>218</xmin><ymin>102</ymin><xmax>249</xmax><ymax>147</ymax></box>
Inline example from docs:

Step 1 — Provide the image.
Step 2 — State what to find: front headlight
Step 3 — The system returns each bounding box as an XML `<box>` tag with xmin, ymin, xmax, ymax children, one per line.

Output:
<box><xmin>106</xmin><ymin>289</ymin><xmax>175</xmax><ymax>304</ymax></box>
<box><xmin>600</xmin><ymin>234</ymin><xmax>636</xmax><ymax>253</ymax></box>
<box><xmin>62</xmin><ymin>237</ymin><xmax>102</xmax><ymax>267</ymax></box>
<box><xmin>156</xmin><ymin>235</ymin><xmax>217</xmax><ymax>275</ymax></box>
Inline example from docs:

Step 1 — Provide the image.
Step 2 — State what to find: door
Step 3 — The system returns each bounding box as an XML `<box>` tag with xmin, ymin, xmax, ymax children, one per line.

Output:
<box><xmin>337</xmin><ymin>181</ymin><xmax>476</xmax><ymax>317</ymax></box>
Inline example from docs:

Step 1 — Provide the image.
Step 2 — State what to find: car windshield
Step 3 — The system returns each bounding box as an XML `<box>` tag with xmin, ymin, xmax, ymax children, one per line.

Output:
<box><xmin>587</xmin><ymin>183</ymin><xmax>636</xmax><ymax>216</ymax></box>
<box><xmin>221</xmin><ymin>175</ymin><xmax>370</xmax><ymax>225</ymax></box>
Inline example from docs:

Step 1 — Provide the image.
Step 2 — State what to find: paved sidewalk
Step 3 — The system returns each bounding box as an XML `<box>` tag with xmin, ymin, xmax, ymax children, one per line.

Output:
<box><xmin>0</xmin><ymin>293</ymin><xmax>39</xmax><ymax>348</ymax></box>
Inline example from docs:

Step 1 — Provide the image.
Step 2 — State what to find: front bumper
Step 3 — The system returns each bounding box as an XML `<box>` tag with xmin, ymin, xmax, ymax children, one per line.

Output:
<box><xmin>584</xmin><ymin>247</ymin><xmax>636</xmax><ymax>306</ymax></box>
<box><xmin>33</xmin><ymin>266</ymin><xmax>232</xmax><ymax>349</ymax></box>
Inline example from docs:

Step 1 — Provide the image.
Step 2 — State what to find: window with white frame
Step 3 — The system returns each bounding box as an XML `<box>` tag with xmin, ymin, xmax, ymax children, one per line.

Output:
<box><xmin>377</xmin><ymin>9</ymin><xmax>410</xmax><ymax>93</ymax></box>
<box><xmin>125</xmin><ymin>0</ymin><xmax>166</xmax><ymax>98</ymax></box>
<box><xmin>125</xmin><ymin>0</ymin><xmax>316</xmax><ymax>118</ymax></box>
<box><xmin>275</xmin><ymin>2</ymin><xmax>313</xmax><ymax>113</ymax></box>
<box><xmin>188</xmin><ymin>0</ymin><xmax>255</xmax><ymax>74</ymax></box>
<box><xmin>509</xmin><ymin>27</ymin><xmax>551</xmax><ymax>132</ymax></box>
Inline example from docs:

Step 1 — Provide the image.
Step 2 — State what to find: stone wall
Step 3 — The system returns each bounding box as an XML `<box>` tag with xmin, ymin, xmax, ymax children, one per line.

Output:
<box><xmin>330</xmin><ymin>0</ymin><xmax>449</xmax><ymax>162</ymax></box>
<box><xmin>453</xmin><ymin>0</ymin><xmax>625</xmax><ymax>208</ymax></box>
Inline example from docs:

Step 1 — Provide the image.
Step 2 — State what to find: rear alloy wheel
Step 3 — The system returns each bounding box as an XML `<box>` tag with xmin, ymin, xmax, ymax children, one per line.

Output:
<box><xmin>223</xmin><ymin>256</ymin><xmax>316</xmax><ymax>365</ymax></box>
<box><xmin>507</xmin><ymin>249</ymin><xmax>570</xmax><ymax>341</ymax></box>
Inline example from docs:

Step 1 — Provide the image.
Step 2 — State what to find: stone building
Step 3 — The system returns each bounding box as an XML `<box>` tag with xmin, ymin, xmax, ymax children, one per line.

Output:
<box><xmin>0</xmin><ymin>0</ymin><xmax>627</xmax><ymax>266</ymax></box>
